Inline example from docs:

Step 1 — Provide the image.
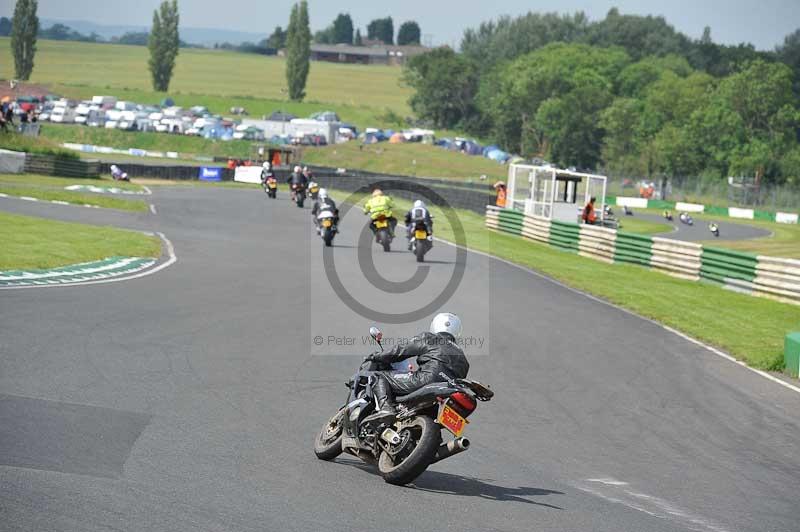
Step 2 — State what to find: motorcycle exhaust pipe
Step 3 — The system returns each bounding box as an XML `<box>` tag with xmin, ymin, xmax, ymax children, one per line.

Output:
<box><xmin>430</xmin><ymin>437</ymin><xmax>470</xmax><ymax>464</ymax></box>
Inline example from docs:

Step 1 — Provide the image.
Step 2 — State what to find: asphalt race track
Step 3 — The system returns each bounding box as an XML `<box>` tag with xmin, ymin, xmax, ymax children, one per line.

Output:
<box><xmin>625</xmin><ymin>212</ymin><xmax>772</xmax><ymax>242</ymax></box>
<box><xmin>1</xmin><ymin>186</ymin><xmax>799</xmax><ymax>532</ymax></box>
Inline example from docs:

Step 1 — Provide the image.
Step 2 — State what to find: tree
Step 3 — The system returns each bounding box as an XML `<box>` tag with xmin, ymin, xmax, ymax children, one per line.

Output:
<box><xmin>10</xmin><ymin>0</ymin><xmax>39</xmax><ymax>80</ymax></box>
<box><xmin>332</xmin><ymin>13</ymin><xmax>353</xmax><ymax>44</ymax></box>
<box><xmin>480</xmin><ymin>43</ymin><xmax>630</xmax><ymax>157</ymax></box>
<box><xmin>148</xmin><ymin>0</ymin><xmax>180</xmax><ymax>92</ymax></box>
<box><xmin>403</xmin><ymin>47</ymin><xmax>481</xmax><ymax>130</ymax></box>
<box><xmin>354</xmin><ymin>28</ymin><xmax>363</xmax><ymax>46</ymax></box>
<box><xmin>285</xmin><ymin>1</ymin><xmax>311</xmax><ymax>101</ymax></box>
<box><xmin>113</xmin><ymin>31</ymin><xmax>148</xmax><ymax>46</ymax></box>
<box><xmin>397</xmin><ymin>21</ymin><xmax>421</xmax><ymax>45</ymax></box>
<box><xmin>367</xmin><ymin>17</ymin><xmax>393</xmax><ymax>45</ymax></box>
<box><xmin>266</xmin><ymin>25</ymin><xmax>286</xmax><ymax>49</ymax></box>
<box><xmin>586</xmin><ymin>9</ymin><xmax>690</xmax><ymax>61</ymax></box>
<box><xmin>777</xmin><ymin>28</ymin><xmax>800</xmax><ymax>97</ymax></box>
<box><xmin>0</xmin><ymin>17</ymin><xmax>13</xmax><ymax>37</ymax></box>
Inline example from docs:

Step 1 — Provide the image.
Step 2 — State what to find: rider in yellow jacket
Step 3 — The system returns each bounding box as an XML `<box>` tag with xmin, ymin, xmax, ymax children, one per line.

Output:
<box><xmin>363</xmin><ymin>189</ymin><xmax>398</xmax><ymax>236</ymax></box>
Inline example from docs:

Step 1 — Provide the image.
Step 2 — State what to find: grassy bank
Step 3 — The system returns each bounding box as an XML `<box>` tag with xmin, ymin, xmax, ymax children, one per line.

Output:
<box><xmin>328</xmin><ymin>188</ymin><xmax>799</xmax><ymax>371</ymax></box>
<box><xmin>0</xmin><ymin>132</ymin><xmax>80</xmax><ymax>158</ymax></box>
<box><xmin>0</xmin><ymin>211</ymin><xmax>160</xmax><ymax>269</ymax></box>
<box><xmin>302</xmin><ymin>141</ymin><xmax>509</xmax><ymax>181</ymax></box>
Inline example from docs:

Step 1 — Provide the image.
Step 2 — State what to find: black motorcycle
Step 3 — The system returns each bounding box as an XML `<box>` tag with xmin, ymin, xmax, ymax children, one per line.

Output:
<box><xmin>291</xmin><ymin>184</ymin><xmax>306</xmax><ymax>208</ymax></box>
<box><xmin>709</xmin><ymin>222</ymin><xmax>720</xmax><ymax>237</ymax></box>
<box><xmin>314</xmin><ymin>327</ymin><xmax>494</xmax><ymax>485</ymax></box>
<box><xmin>410</xmin><ymin>222</ymin><xmax>432</xmax><ymax>263</ymax></box>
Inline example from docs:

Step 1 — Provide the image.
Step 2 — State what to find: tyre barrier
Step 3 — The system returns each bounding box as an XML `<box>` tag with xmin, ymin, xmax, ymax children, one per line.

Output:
<box><xmin>486</xmin><ymin>205</ymin><xmax>800</xmax><ymax>306</ymax></box>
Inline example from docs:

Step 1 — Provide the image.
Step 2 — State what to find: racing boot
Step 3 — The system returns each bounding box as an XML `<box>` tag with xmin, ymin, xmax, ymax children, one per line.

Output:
<box><xmin>363</xmin><ymin>377</ymin><xmax>398</xmax><ymax>423</ymax></box>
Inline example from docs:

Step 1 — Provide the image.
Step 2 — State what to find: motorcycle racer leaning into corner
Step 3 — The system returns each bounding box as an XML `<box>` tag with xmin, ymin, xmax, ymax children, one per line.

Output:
<box><xmin>405</xmin><ymin>199</ymin><xmax>434</xmax><ymax>250</ymax></box>
<box><xmin>363</xmin><ymin>313</ymin><xmax>470</xmax><ymax>423</ymax></box>
<box><xmin>311</xmin><ymin>188</ymin><xmax>339</xmax><ymax>234</ymax></box>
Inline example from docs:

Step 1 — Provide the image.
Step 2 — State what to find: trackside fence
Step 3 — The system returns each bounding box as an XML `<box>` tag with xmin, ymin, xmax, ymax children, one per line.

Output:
<box><xmin>485</xmin><ymin>205</ymin><xmax>800</xmax><ymax>306</ymax></box>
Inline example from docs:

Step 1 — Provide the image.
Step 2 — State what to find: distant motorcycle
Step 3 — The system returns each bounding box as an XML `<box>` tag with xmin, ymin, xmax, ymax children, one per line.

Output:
<box><xmin>663</xmin><ymin>210</ymin><xmax>673</xmax><ymax>221</ymax></box>
<box><xmin>709</xmin><ymin>222</ymin><xmax>720</xmax><ymax>237</ymax></box>
<box><xmin>409</xmin><ymin>222</ymin><xmax>433</xmax><ymax>263</ymax></box>
<box><xmin>317</xmin><ymin>208</ymin><xmax>338</xmax><ymax>247</ymax></box>
<box><xmin>314</xmin><ymin>326</ymin><xmax>494</xmax><ymax>486</ymax></box>
<box><xmin>308</xmin><ymin>182</ymin><xmax>320</xmax><ymax>201</ymax></box>
<box><xmin>263</xmin><ymin>176</ymin><xmax>278</xmax><ymax>199</ymax></box>
<box><xmin>679</xmin><ymin>212</ymin><xmax>694</xmax><ymax>226</ymax></box>
<box><xmin>291</xmin><ymin>184</ymin><xmax>306</xmax><ymax>208</ymax></box>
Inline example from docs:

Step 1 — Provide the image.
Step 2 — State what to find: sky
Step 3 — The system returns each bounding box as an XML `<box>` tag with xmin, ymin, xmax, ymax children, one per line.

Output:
<box><xmin>2</xmin><ymin>0</ymin><xmax>798</xmax><ymax>50</ymax></box>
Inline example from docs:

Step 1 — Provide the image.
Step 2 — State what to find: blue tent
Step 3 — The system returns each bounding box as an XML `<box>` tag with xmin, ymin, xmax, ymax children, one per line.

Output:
<box><xmin>486</xmin><ymin>149</ymin><xmax>511</xmax><ymax>163</ymax></box>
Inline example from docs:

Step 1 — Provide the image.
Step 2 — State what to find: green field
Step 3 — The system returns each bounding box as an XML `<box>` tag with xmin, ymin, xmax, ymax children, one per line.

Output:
<box><xmin>327</xmin><ymin>188</ymin><xmax>799</xmax><ymax>371</ymax></box>
<box><xmin>0</xmin><ymin>37</ymin><xmax>411</xmax><ymax>128</ymax></box>
<box><xmin>302</xmin><ymin>141</ymin><xmax>509</xmax><ymax>181</ymax></box>
<box><xmin>0</xmin><ymin>211</ymin><xmax>160</xmax><ymax>269</ymax></box>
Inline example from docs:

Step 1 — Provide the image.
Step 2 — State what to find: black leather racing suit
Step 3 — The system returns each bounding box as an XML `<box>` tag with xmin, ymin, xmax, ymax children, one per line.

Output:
<box><xmin>371</xmin><ymin>332</ymin><xmax>469</xmax><ymax>406</ymax></box>
<box><xmin>286</xmin><ymin>172</ymin><xmax>308</xmax><ymax>199</ymax></box>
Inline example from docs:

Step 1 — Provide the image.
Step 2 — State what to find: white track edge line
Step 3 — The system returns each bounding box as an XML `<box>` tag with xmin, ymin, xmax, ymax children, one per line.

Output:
<box><xmin>0</xmin><ymin>232</ymin><xmax>176</xmax><ymax>290</ymax></box>
<box><xmin>149</xmin><ymin>203</ymin><xmax>157</xmax><ymax>215</ymax></box>
<box><xmin>432</xmin><ymin>232</ymin><xmax>800</xmax><ymax>396</ymax></box>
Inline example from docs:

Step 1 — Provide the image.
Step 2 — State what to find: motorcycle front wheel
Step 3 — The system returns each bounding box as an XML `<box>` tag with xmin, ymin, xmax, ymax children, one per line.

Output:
<box><xmin>378</xmin><ymin>416</ymin><xmax>440</xmax><ymax>485</ymax></box>
<box><xmin>314</xmin><ymin>409</ymin><xmax>345</xmax><ymax>460</ymax></box>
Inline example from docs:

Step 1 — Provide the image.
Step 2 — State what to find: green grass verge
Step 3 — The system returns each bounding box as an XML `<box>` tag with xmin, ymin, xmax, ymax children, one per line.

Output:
<box><xmin>0</xmin><ymin>211</ymin><xmax>160</xmax><ymax>269</ymax></box>
<box><xmin>0</xmin><ymin>183</ymin><xmax>148</xmax><ymax>211</ymax></box>
<box><xmin>616</xmin><ymin>216</ymin><xmax>673</xmax><ymax>236</ymax></box>
<box><xmin>327</xmin><ymin>188</ymin><xmax>799</xmax><ymax>371</ymax></box>
<box><xmin>0</xmin><ymin>173</ymin><xmax>146</xmax><ymax>192</ymax></box>
<box><xmin>302</xmin><ymin>141</ymin><xmax>509</xmax><ymax>181</ymax></box>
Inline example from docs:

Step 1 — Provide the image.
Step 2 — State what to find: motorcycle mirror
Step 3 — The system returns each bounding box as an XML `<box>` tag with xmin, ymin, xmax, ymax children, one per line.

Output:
<box><xmin>369</xmin><ymin>326</ymin><xmax>383</xmax><ymax>348</ymax></box>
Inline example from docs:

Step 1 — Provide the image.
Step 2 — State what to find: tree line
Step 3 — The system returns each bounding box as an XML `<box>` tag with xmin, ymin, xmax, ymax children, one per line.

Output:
<box><xmin>311</xmin><ymin>13</ymin><xmax>420</xmax><ymax>46</ymax></box>
<box><xmin>405</xmin><ymin>9</ymin><xmax>800</xmax><ymax>187</ymax></box>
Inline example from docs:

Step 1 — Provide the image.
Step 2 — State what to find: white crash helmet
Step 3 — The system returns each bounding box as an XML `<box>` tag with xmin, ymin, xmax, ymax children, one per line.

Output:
<box><xmin>262</xmin><ymin>161</ymin><xmax>271</xmax><ymax>170</ymax></box>
<box><xmin>319</xmin><ymin>188</ymin><xmax>328</xmax><ymax>199</ymax></box>
<box><xmin>294</xmin><ymin>165</ymin><xmax>302</xmax><ymax>173</ymax></box>
<box><xmin>430</xmin><ymin>312</ymin><xmax>462</xmax><ymax>339</ymax></box>
<box><xmin>413</xmin><ymin>200</ymin><xmax>426</xmax><ymax>210</ymax></box>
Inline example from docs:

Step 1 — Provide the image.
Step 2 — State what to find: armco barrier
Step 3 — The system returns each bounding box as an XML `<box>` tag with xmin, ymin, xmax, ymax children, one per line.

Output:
<box><xmin>578</xmin><ymin>225</ymin><xmax>616</xmax><ymax>264</ymax></box>
<box><xmin>651</xmin><ymin>237</ymin><xmax>702</xmax><ymax>280</ymax></box>
<box><xmin>614</xmin><ymin>231</ymin><xmax>653</xmax><ymax>267</ymax></box>
<box><xmin>753</xmin><ymin>256</ymin><xmax>800</xmax><ymax>304</ymax></box>
<box><xmin>521</xmin><ymin>214</ymin><xmax>551</xmax><ymax>245</ymax></box>
<box><xmin>549</xmin><ymin>220</ymin><xmax>580</xmax><ymax>252</ymax></box>
<box><xmin>485</xmin><ymin>206</ymin><xmax>799</xmax><ymax>306</ymax></box>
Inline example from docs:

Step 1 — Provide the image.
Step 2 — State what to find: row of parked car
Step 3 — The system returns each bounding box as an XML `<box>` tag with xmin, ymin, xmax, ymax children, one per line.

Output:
<box><xmin>20</xmin><ymin>95</ymin><xmax>268</xmax><ymax>140</ymax></box>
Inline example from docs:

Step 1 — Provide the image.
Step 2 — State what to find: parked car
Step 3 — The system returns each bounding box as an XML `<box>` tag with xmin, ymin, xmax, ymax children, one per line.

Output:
<box><xmin>86</xmin><ymin>109</ymin><xmax>106</xmax><ymax>127</ymax></box>
<box><xmin>50</xmin><ymin>105</ymin><xmax>76</xmax><ymax>123</ymax></box>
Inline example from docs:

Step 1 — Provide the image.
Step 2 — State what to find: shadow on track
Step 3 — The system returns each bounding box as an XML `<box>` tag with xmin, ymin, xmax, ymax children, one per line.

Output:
<box><xmin>411</xmin><ymin>471</ymin><xmax>565</xmax><ymax>509</ymax></box>
<box><xmin>332</xmin><ymin>458</ymin><xmax>563</xmax><ymax>508</ymax></box>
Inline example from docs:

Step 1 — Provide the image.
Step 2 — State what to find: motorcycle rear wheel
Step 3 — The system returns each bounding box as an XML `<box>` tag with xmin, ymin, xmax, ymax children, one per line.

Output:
<box><xmin>314</xmin><ymin>409</ymin><xmax>345</xmax><ymax>460</ymax></box>
<box><xmin>378</xmin><ymin>416</ymin><xmax>440</xmax><ymax>485</ymax></box>
<box><xmin>323</xmin><ymin>228</ymin><xmax>334</xmax><ymax>247</ymax></box>
<box><xmin>415</xmin><ymin>241</ymin><xmax>426</xmax><ymax>263</ymax></box>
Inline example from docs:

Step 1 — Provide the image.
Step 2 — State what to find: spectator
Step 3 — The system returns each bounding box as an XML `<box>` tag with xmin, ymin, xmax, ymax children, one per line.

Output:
<box><xmin>582</xmin><ymin>197</ymin><xmax>597</xmax><ymax>224</ymax></box>
<box><xmin>493</xmin><ymin>182</ymin><xmax>507</xmax><ymax>208</ymax></box>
